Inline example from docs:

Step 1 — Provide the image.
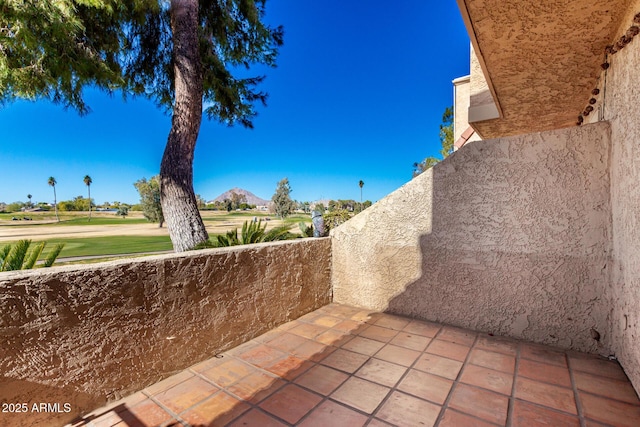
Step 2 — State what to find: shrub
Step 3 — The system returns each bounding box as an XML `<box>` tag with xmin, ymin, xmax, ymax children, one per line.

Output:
<box><xmin>0</xmin><ymin>240</ymin><xmax>65</xmax><ymax>271</ymax></box>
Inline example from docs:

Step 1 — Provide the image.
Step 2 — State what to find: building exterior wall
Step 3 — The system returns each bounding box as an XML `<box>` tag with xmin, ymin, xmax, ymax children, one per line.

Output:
<box><xmin>332</xmin><ymin>122</ymin><xmax>612</xmax><ymax>356</ymax></box>
<box><xmin>0</xmin><ymin>238</ymin><xmax>331</xmax><ymax>427</ymax></box>
<box><xmin>453</xmin><ymin>75</ymin><xmax>471</xmax><ymax>142</ymax></box>
<box><xmin>453</xmin><ymin>75</ymin><xmax>482</xmax><ymax>149</ymax></box>
<box><xmin>601</xmin><ymin>1</ymin><xmax>640</xmax><ymax>394</ymax></box>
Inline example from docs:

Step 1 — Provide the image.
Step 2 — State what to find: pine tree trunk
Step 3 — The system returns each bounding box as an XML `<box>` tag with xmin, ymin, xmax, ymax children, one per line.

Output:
<box><xmin>161</xmin><ymin>0</ymin><xmax>208</xmax><ymax>252</ymax></box>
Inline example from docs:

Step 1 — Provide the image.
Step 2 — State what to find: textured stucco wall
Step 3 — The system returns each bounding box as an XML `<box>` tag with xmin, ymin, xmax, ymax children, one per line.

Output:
<box><xmin>332</xmin><ymin>123</ymin><xmax>612</xmax><ymax>354</ymax></box>
<box><xmin>0</xmin><ymin>238</ymin><xmax>331</xmax><ymax>427</ymax></box>
<box><xmin>459</xmin><ymin>0</ymin><xmax>633</xmax><ymax>138</ymax></box>
<box><xmin>601</xmin><ymin>0</ymin><xmax>640</xmax><ymax>394</ymax></box>
<box><xmin>469</xmin><ymin>46</ymin><xmax>494</xmax><ymax>108</ymax></box>
<box><xmin>453</xmin><ymin>75</ymin><xmax>471</xmax><ymax>142</ymax></box>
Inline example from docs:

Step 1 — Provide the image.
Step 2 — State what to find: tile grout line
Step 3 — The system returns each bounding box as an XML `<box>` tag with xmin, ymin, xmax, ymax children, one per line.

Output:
<box><xmin>432</xmin><ymin>328</ymin><xmax>480</xmax><ymax>426</ymax></box>
<box><xmin>504</xmin><ymin>340</ymin><xmax>522</xmax><ymax>427</ymax></box>
<box><xmin>566</xmin><ymin>354</ymin><xmax>588</xmax><ymax>427</ymax></box>
<box><xmin>140</xmin><ymin>388</ymin><xmax>190</xmax><ymax>427</ymax></box>
<box><xmin>363</xmin><ymin>321</ymin><xmax>441</xmax><ymax>424</ymax></box>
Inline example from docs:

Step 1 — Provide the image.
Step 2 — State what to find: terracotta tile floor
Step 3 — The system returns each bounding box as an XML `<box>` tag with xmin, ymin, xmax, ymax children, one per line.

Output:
<box><xmin>70</xmin><ymin>303</ymin><xmax>640</xmax><ymax>427</ymax></box>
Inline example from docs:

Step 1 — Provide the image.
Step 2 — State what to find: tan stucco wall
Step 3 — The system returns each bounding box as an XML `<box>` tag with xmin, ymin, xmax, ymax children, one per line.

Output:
<box><xmin>0</xmin><ymin>238</ymin><xmax>331</xmax><ymax>427</ymax></box>
<box><xmin>600</xmin><ymin>0</ymin><xmax>640</xmax><ymax>394</ymax></box>
<box><xmin>453</xmin><ymin>75</ymin><xmax>471</xmax><ymax>142</ymax></box>
<box><xmin>469</xmin><ymin>46</ymin><xmax>494</xmax><ymax>108</ymax></box>
<box><xmin>332</xmin><ymin>122</ymin><xmax>612</xmax><ymax>355</ymax></box>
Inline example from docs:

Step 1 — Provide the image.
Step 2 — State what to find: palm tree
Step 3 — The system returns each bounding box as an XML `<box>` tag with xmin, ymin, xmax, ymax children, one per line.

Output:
<box><xmin>48</xmin><ymin>177</ymin><xmax>59</xmax><ymax>222</ymax></box>
<box><xmin>359</xmin><ymin>180</ymin><xmax>364</xmax><ymax>212</ymax></box>
<box><xmin>27</xmin><ymin>194</ymin><xmax>32</xmax><ymax>208</ymax></box>
<box><xmin>83</xmin><ymin>175</ymin><xmax>92</xmax><ymax>221</ymax></box>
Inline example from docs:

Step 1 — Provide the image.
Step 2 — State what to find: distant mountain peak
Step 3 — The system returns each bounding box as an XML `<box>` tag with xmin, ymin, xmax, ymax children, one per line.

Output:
<box><xmin>211</xmin><ymin>188</ymin><xmax>270</xmax><ymax>206</ymax></box>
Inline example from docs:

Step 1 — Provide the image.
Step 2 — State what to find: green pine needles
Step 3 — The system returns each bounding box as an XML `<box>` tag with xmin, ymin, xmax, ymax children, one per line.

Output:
<box><xmin>0</xmin><ymin>240</ymin><xmax>65</xmax><ymax>271</ymax></box>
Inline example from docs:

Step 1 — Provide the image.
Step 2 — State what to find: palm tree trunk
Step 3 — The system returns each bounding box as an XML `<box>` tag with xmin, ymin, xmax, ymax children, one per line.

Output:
<box><xmin>53</xmin><ymin>187</ymin><xmax>59</xmax><ymax>222</ymax></box>
<box><xmin>160</xmin><ymin>0</ymin><xmax>208</xmax><ymax>252</ymax></box>
<box><xmin>88</xmin><ymin>186</ymin><xmax>91</xmax><ymax>222</ymax></box>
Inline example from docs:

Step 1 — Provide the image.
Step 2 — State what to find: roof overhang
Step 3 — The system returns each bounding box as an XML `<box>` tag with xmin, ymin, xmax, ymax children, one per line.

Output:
<box><xmin>456</xmin><ymin>0</ymin><xmax>635</xmax><ymax>138</ymax></box>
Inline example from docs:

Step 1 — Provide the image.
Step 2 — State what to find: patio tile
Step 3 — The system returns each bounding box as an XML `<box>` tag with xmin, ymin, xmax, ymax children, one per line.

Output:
<box><xmin>263</xmin><ymin>354</ymin><xmax>314</xmax><ymax>381</ymax></box>
<box><xmin>342</xmin><ymin>336</ymin><xmax>386</xmax><ymax>356</ymax></box>
<box><xmin>374</xmin><ymin>343</ymin><xmax>421</xmax><ymax>367</ymax></box>
<box><xmin>438</xmin><ymin>326</ymin><xmax>477</xmax><ymax>346</ymax></box>
<box><xmin>290</xmin><ymin>323</ymin><xmax>329</xmax><ymax>340</ymax></box>
<box><xmin>331</xmin><ymin>376</ymin><xmax>390</xmax><ymax>414</ymax></box>
<box><xmin>259</xmin><ymin>384</ymin><xmax>322</xmax><ymax>424</ymax></box>
<box><xmin>468</xmin><ymin>348</ymin><xmax>515</xmax><ymax>374</ymax></box>
<box><xmin>438</xmin><ymin>408</ymin><xmax>500</xmax><ymax>426</ymax></box>
<box><xmin>71</xmin><ymin>304</ymin><xmax>640</xmax><ymax>427</ymax></box>
<box><xmin>402</xmin><ymin>319</ymin><xmax>441</xmax><ymax>337</ymax></box>
<box><xmin>358</xmin><ymin>324</ymin><xmax>399</xmax><ymax>342</ymax></box>
<box><xmin>152</xmin><ymin>375</ymin><xmax>218</xmax><ymax>414</ymax></box>
<box><xmin>413</xmin><ymin>352</ymin><xmax>464</xmax><ymax>380</ymax></box>
<box><xmin>397</xmin><ymin>369</ymin><xmax>453</xmax><ymax>405</ymax></box>
<box><xmin>227</xmin><ymin>371</ymin><xmax>285</xmax><ymax>404</ymax></box>
<box><xmin>388</xmin><ymin>332</ymin><xmax>431</xmax><ymax>352</ymax></box>
<box><xmin>143</xmin><ymin>370</ymin><xmax>194</xmax><ymax>396</ymax></box>
<box><xmin>514</xmin><ymin>377</ymin><xmax>577</xmax><ymax>415</ymax></box>
<box><xmin>520</xmin><ymin>343</ymin><xmax>567</xmax><ymax>367</ymax></box>
<box><xmin>517</xmin><ymin>358</ymin><xmax>571</xmax><ymax>387</ymax></box>
<box><xmin>580</xmin><ymin>392</ymin><xmax>640</xmax><ymax>427</ymax></box>
<box><xmin>374</xmin><ymin>314</ymin><xmax>411</xmax><ymax>330</ymax></box>
<box><xmin>355</xmin><ymin>358</ymin><xmax>407</xmax><ymax>388</ymax></box>
<box><xmin>321</xmin><ymin>348</ymin><xmax>369</xmax><ymax>373</ymax></box>
<box><xmin>459</xmin><ymin>364</ymin><xmax>513</xmax><ymax>395</ymax></box>
<box><xmin>180</xmin><ymin>391</ymin><xmax>250</xmax><ymax>425</ymax></box>
<box><xmin>375</xmin><ymin>391</ymin><xmax>441</xmax><ymax>427</ymax></box>
<box><xmin>275</xmin><ymin>319</ymin><xmax>298</xmax><ymax>331</ymax></box>
<box><xmin>292</xmin><ymin>339</ymin><xmax>336</xmax><ymax>362</ymax></box>
<box><xmin>323</xmin><ymin>303</ymin><xmax>362</xmax><ymax>318</ymax></box>
<box><xmin>350</xmin><ymin>310</ymin><xmax>381</xmax><ymax>323</ymax></box>
<box><xmin>475</xmin><ymin>335</ymin><xmax>518</xmax><ymax>356</ymax></box>
<box><xmin>252</xmin><ymin>329</ymin><xmax>283</xmax><ymax>344</ymax></box>
<box><xmin>92</xmin><ymin>399</ymin><xmax>174</xmax><ymax>427</ymax></box>
<box><xmin>228</xmin><ymin>408</ymin><xmax>288</xmax><ymax>427</ymax></box>
<box><xmin>367</xmin><ymin>418</ymin><xmax>395</xmax><ymax>426</ymax></box>
<box><xmin>265</xmin><ymin>332</ymin><xmax>309</xmax><ymax>353</ymax></box>
<box><xmin>511</xmin><ymin>400</ymin><xmax>580</xmax><ymax>427</ymax></box>
<box><xmin>569</xmin><ymin>353</ymin><xmax>629</xmax><ymax>381</ymax></box>
<box><xmin>298</xmin><ymin>400</ymin><xmax>368</xmax><ymax>427</ymax></box>
<box><xmin>236</xmin><ymin>344</ymin><xmax>287</xmax><ymax>369</ymax></box>
<box><xmin>298</xmin><ymin>310</ymin><xmax>324</xmax><ymax>323</ymax></box>
<box><xmin>311</xmin><ymin>314</ymin><xmax>344</xmax><ymax>328</ymax></box>
<box><xmin>199</xmin><ymin>358</ymin><xmax>257</xmax><ymax>388</ymax></box>
<box><xmin>225</xmin><ymin>339</ymin><xmax>261</xmax><ymax>357</ymax></box>
<box><xmin>294</xmin><ymin>364</ymin><xmax>349</xmax><ymax>395</ymax></box>
<box><xmin>332</xmin><ymin>319</ymin><xmax>364</xmax><ymax>333</ymax></box>
<box><xmin>314</xmin><ymin>329</ymin><xmax>353</xmax><ymax>346</ymax></box>
<box><xmin>190</xmin><ymin>355</ymin><xmax>227</xmax><ymax>373</ymax></box>
<box><xmin>426</xmin><ymin>339</ymin><xmax>471</xmax><ymax>362</ymax></box>
<box><xmin>449</xmin><ymin>383</ymin><xmax>509</xmax><ymax>425</ymax></box>
<box><xmin>574</xmin><ymin>371</ymin><xmax>640</xmax><ymax>404</ymax></box>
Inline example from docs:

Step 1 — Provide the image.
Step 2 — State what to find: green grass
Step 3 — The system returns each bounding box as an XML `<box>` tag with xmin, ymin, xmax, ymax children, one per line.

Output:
<box><xmin>17</xmin><ymin>235</ymin><xmax>175</xmax><ymax>259</ymax></box>
<box><xmin>54</xmin><ymin>217</ymin><xmax>148</xmax><ymax>226</ymax></box>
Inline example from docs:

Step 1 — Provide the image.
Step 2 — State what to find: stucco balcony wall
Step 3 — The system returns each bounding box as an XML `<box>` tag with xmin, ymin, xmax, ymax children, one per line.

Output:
<box><xmin>601</xmin><ymin>0</ymin><xmax>640</xmax><ymax>399</ymax></box>
<box><xmin>332</xmin><ymin>122</ymin><xmax>613</xmax><ymax>361</ymax></box>
<box><xmin>0</xmin><ymin>238</ymin><xmax>331</xmax><ymax>427</ymax></box>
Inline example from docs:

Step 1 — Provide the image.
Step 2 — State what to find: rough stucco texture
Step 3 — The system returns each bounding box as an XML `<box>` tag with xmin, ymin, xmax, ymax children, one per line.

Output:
<box><xmin>0</xmin><ymin>238</ymin><xmax>331</xmax><ymax>427</ymax></box>
<box><xmin>332</xmin><ymin>122</ymin><xmax>612</xmax><ymax>355</ymax></box>
<box><xmin>603</xmin><ymin>1</ymin><xmax>640</xmax><ymax>394</ymax></box>
<box><xmin>461</xmin><ymin>0</ymin><xmax>633</xmax><ymax>138</ymax></box>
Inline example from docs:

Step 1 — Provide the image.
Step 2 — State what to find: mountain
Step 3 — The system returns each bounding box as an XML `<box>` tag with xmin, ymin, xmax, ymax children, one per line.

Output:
<box><xmin>211</xmin><ymin>188</ymin><xmax>270</xmax><ymax>206</ymax></box>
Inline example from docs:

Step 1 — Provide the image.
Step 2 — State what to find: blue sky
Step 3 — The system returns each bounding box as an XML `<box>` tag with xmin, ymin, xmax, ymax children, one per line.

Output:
<box><xmin>0</xmin><ymin>1</ymin><xmax>470</xmax><ymax>205</ymax></box>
